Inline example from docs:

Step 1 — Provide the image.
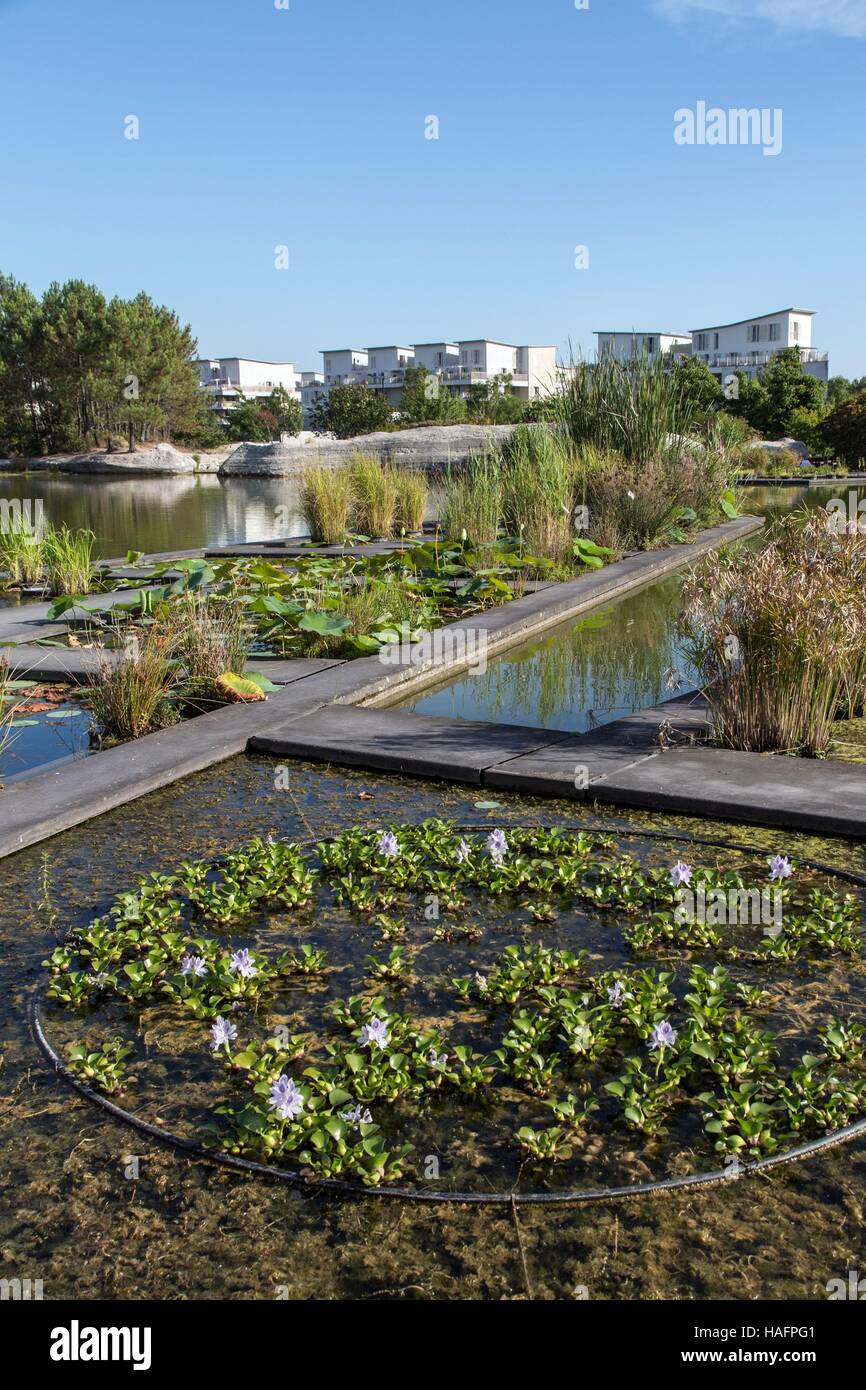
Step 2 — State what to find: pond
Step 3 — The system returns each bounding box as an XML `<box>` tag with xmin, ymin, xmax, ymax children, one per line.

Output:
<box><xmin>0</xmin><ymin>472</ymin><xmax>310</xmax><ymax>558</ymax></box>
<box><xmin>399</xmin><ymin>485</ymin><xmax>866</xmax><ymax>734</ymax></box>
<box><xmin>4</xmin><ymin>756</ymin><xmax>866</xmax><ymax>1299</ymax></box>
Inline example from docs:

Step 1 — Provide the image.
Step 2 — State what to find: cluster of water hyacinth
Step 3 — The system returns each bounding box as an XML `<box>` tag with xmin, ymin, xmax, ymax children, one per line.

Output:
<box><xmin>44</xmin><ymin>820</ymin><xmax>866</xmax><ymax>1187</ymax></box>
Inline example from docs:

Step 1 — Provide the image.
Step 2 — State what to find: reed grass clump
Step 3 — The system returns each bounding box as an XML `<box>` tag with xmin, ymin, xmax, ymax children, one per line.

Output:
<box><xmin>300</xmin><ymin>466</ymin><xmax>353</xmax><ymax>544</ymax></box>
<box><xmin>500</xmin><ymin>424</ymin><xmax>577</xmax><ymax>565</ymax></box>
<box><xmin>350</xmin><ymin>451</ymin><xmax>399</xmax><ymax>537</ymax></box>
<box><xmin>86</xmin><ymin>633</ymin><xmax>178</xmax><ymax>743</ymax></box>
<box><xmin>165</xmin><ymin>594</ymin><xmax>250</xmax><ymax>700</ymax></box>
<box><xmin>680</xmin><ymin>511</ymin><xmax>866</xmax><ymax>755</ymax></box>
<box><xmin>392</xmin><ymin>466</ymin><xmax>428</xmax><ymax>534</ymax></box>
<box><xmin>42</xmin><ymin>525</ymin><xmax>96</xmax><ymax>596</ymax></box>
<box><xmin>0</xmin><ymin>518</ymin><xmax>45</xmax><ymax>588</ymax></box>
<box><xmin>438</xmin><ymin>451</ymin><xmax>502</xmax><ymax>546</ymax></box>
<box><xmin>558</xmin><ymin>351</ymin><xmax>700</xmax><ymax>464</ymax></box>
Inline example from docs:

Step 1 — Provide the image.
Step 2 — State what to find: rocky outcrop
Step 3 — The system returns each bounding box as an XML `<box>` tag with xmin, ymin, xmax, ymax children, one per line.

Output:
<box><xmin>10</xmin><ymin>444</ymin><xmax>231</xmax><ymax>474</ymax></box>
<box><xmin>218</xmin><ymin>424</ymin><xmax>523</xmax><ymax>476</ymax></box>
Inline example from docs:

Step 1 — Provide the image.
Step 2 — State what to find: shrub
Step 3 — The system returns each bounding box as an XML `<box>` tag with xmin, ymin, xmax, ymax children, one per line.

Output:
<box><xmin>310</xmin><ymin>382</ymin><xmax>393</xmax><ymax>438</ymax></box>
<box><xmin>300</xmin><ymin>465</ymin><xmax>353</xmax><ymax>544</ymax></box>
<box><xmin>680</xmin><ymin>512</ymin><xmax>866</xmax><ymax>755</ymax></box>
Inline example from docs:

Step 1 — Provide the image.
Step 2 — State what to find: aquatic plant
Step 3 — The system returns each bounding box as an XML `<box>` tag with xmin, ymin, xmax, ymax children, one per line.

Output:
<box><xmin>41</xmin><ymin>821</ymin><xmax>866</xmax><ymax>1188</ymax></box>
<box><xmin>392</xmin><ymin>466</ymin><xmax>428</xmax><ymax>534</ymax></box>
<box><xmin>85</xmin><ymin>632</ymin><xmax>178</xmax><ymax>742</ymax></box>
<box><xmin>42</xmin><ymin>524</ymin><xmax>96</xmax><ymax>596</ymax></box>
<box><xmin>349</xmin><ymin>451</ymin><xmax>399</xmax><ymax>537</ymax></box>
<box><xmin>681</xmin><ymin>511</ymin><xmax>866</xmax><ymax>754</ymax></box>
<box><xmin>299</xmin><ymin>465</ymin><xmax>353</xmax><ymax>544</ymax></box>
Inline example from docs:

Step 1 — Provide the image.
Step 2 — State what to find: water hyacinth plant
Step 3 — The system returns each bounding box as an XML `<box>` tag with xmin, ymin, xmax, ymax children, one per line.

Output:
<box><xmin>42</xmin><ymin>821</ymin><xmax>866</xmax><ymax>1187</ymax></box>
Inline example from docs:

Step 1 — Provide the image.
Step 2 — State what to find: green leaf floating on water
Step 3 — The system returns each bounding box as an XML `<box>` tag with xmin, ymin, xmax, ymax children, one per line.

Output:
<box><xmin>299</xmin><ymin>611</ymin><xmax>352</xmax><ymax>636</ymax></box>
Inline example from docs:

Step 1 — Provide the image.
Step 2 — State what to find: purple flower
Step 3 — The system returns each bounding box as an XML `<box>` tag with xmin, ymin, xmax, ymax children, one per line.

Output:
<box><xmin>229</xmin><ymin>948</ymin><xmax>258</xmax><ymax>979</ymax></box>
<box><xmin>669</xmin><ymin>861</ymin><xmax>692</xmax><ymax>887</ymax></box>
<box><xmin>378</xmin><ymin>831</ymin><xmax>399</xmax><ymax>859</ymax></box>
<box><xmin>181</xmin><ymin>954</ymin><xmax>206</xmax><ymax>977</ymax></box>
<box><xmin>359</xmin><ymin>1017</ymin><xmax>390</xmax><ymax>1050</ymax></box>
<box><xmin>268</xmin><ymin>1074</ymin><xmax>304</xmax><ymax>1121</ymax></box>
<box><xmin>486</xmin><ymin>829</ymin><xmax>508</xmax><ymax>863</ymax></box>
<box><xmin>340</xmin><ymin>1103</ymin><xmax>373</xmax><ymax>1129</ymax></box>
<box><xmin>768</xmin><ymin>854</ymin><xmax>793</xmax><ymax>882</ymax></box>
<box><xmin>455</xmin><ymin>839</ymin><xmax>471</xmax><ymax>864</ymax></box>
<box><xmin>210</xmin><ymin>1016</ymin><xmax>238</xmax><ymax>1051</ymax></box>
<box><xmin>649</xmin><ymin>1020</ymin><xmax>678</xmax><ymax>1051</ymax></box>
<box><xmin>474</xmin><ymin>972</ymin><xmax>488</xmax><ymax>994</ymax></box>
<box><xmin>607</xmin><ymin>981</ymin><xmax>626</xmax><ymax>1007</ymax></box>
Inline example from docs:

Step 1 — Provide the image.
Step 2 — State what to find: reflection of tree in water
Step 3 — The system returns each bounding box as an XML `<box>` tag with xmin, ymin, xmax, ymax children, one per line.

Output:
<box><xmin>449</xmin><ymin>575</ymin><xmax>695</xmax><ymax>733</ymax></box>
<box><xmin>0</xmin><ymin>475</ymin><xmax>307</xmax><ymax>556</ymax></box>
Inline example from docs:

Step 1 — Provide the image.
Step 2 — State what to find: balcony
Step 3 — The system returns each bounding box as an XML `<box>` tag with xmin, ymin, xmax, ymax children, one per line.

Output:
<box><xmin>701</xmin><ymin>348</ymin><xmax>828</xmax><ymax>370</ymax></box>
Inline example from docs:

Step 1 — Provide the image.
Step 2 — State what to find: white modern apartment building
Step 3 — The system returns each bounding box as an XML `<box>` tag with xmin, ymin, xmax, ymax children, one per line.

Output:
<box><xmin>196</xmin><ymin>357</ymin><xmax>299</xmax><ymax>417</ymax></box>
<box><xmin>690</xmin><ymin>309</ymin><xmax>829</xmax><ymax>383</ymax></box>
<box><xmin>304</xmin><ymin>338</ymin><xmax>560</xmax><ymax>420</ymax></box>
<box><xmin>596</xmin><ymin>331</ymin><xmax>693</xmax><ymax>360</ymax></box>
<box><xmin>594</xmin><ymin>309</ymin><xmax>829</xmax><ymax>383</ymax></box>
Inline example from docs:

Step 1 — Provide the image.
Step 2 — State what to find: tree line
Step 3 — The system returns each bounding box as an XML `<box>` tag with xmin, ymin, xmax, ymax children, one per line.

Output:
<box><xmin>0</xmin><ymin>273</ymin><xmax>215</xmax><ymax>457</ymax></box>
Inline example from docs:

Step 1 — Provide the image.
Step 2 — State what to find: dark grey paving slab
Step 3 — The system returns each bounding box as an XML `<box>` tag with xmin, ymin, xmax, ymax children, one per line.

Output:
<box><xmin>484</xmin><ymin>695</ymin><xmax>711</xmax><ymax>795</ymax></box>
<box><xmin>248</xmin><ymin>705</ymin><xmax>568</xmax><ymax>784</ymax></box>
<box><xmin>4</xmin><ymin>646</ymin><xmax>343</xmax><ymax>687</ymax></box>
<box><xmin>0</xmin><ymin>586</ymin><xmax>153</xmax><ymax>646</ymax></box>
<box><xmin>592</xmin><ymin>746</ymin><xmax>866</xmax><ymax>839</ymax></box>
<box><xmin>0</xmin><ymin>681</ymin><xmax>329</xmax><ymax>859</ymax></box>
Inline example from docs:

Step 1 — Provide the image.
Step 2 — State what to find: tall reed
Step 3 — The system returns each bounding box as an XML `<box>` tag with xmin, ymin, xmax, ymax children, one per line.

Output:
<box><xmin>300</xmin><ymin>465</ymin><xmax>353</xmax><ymax>544</ymax></box>
<box><xmin>680</xmin><ymin>512</ymin><xmax>866</xmax><ymax>755</ymax></box>
<box><xmin>42</xmin><ymin>525</ymin><xmax>96</xmax><ymax>596</ymax></box>
<box><xmin>392</xmin><ymin>466</ymin><xmax>428</xmax><ymax>534</ymax></box>
<box><xmin>438</xmin><ymin>451</ymin><xmax>502</xmax><ymax>545</ymax></box>
<box><xmin>350</xmin><ymin>451</ymin><xmax>398</xmax><ymax>537</ymax></box>
<box><xmin>499</xmin><ymin>424</ymin><xmax>576</xmax><ymax>565</ymax></box>
<box><xmin>166</xmin><ymin>594</ymin><xmax>250</xmax><ymax>699</ymax></box>
<box><xmin>86</xmin><ymin>632</ymin><xmax>178</xmax><ymax>742</ymax></box>
<box><xmin>558</xmin><ymin>351</ymin><xmax>700</xmax><ymax>463</ymax></box>
<box><xmin>0</xmin><ymin>519</ymin><xmax>44</xmax><ymax>588</ymax></box>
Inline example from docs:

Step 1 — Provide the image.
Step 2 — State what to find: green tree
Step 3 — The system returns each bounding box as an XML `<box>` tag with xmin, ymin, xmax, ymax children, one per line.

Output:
<box><xmin>310</xmin><ymin>381</ymin><xmax>393</xmax><ymax>438</ymax></box>
<box><xmin>752</xmin><ymin>348</ymin><xmax>825</xmax><ymax>437</ymax></box>
<box><xmin>0</xmin><ymin>272</ymin><xmax>208</xmax><ymax>456</ymax></box>
<box><xmin>399</xmin><ymin>364</ymin><xmax>466</xmax><ymax>423</ymax></box>
<box><xmin>224</xmin><ymin>387</ymin><xmax>303</xmax><ymax>442</ymax></box>
<box><xmin>820</xmin><ymin>390</ymin><xmax>866</xmax><ymax>467</ymax></box>
<box><xmin>466</xmin><ymin>371</ymin><xmax>526</xmax><ymax>424</ymax></box>
<box><xmin>667</xmin><ymin>353</ymin><xmax>723</xmax><ymax>420</ymax></box>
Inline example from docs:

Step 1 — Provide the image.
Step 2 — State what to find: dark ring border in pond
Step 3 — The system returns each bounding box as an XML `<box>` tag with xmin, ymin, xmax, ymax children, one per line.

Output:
<box><xmin>30</xmin><ymin>825</ymin><xmax>866</xmax><ymax>1205</ymax></box>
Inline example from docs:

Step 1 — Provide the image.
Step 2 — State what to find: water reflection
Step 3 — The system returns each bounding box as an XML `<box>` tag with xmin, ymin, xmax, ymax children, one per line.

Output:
<box><xmin>402</xmin><ymin>574</ymin><xmax>696</xmax><ymax>734</ymax></box>
<box><xmin>0</xmin><ymin>472</ymin><xmax>308</xmax><ymax>557</ymax></box>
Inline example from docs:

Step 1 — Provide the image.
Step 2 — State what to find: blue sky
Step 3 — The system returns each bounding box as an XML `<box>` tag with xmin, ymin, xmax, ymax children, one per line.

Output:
<box><xmin>1</xmin><ymin>0</ymin><xmax>864</xmax><ymax>374</ymax></box>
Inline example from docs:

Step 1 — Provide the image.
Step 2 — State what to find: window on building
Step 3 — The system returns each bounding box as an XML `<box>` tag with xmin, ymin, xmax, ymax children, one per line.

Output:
<box><xmin>713</xmin><ymin>333</ymin><xmax>719</xmax><ymax>349</ymax></box>
<box><xmin>643</xmin><ymin>337</ymin><xmax>655</xmax><ymax>353</ymax></box>
<box><xmin>768</xmin><ymin>323</ymin><xmax>779</xmax><ymax>342</ymax></box>
<box><xmin>474</xmin><ymin>349</ymin><xmax>480</xmax><ymax>365</ymax></box>
<box><xmin>696</xmin><ymin>333</ymin><xmax>707</xmax><ymax>351</ymax></box>
<box><xmin>792</xmin><ymin>321</ymin><xmax>800</xmax><ymax>341</ymax></box>
<box><xmin>749</xmin><ymin>325</ymin><xmax>761</xmax><ymax>342</ymax></box>
<box><xmin>326</xmin><ymin>359</ymin><xmax>332</xmax><ymax>373</ymax></box>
